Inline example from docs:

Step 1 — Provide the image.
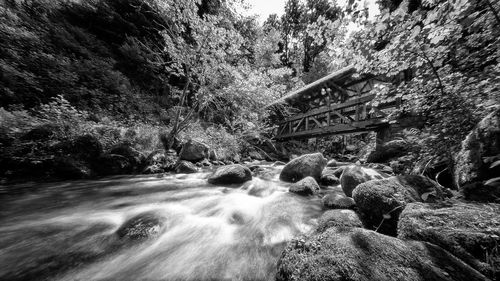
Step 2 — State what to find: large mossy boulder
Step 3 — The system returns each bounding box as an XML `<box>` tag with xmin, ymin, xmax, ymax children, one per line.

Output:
<box><xmin>315</xmin><ymin>209</ymin><xmax>362</xmax><ymax>233</ymax></box>
<box><xmin>279</xmin><ymin>153</ymin><xmax>327</xmax><ymax>183</ymax></box>
<box><xmin>352</xmin><ymin>175</ymin><xmax>440</xmax><ymax>236</ymax></box>
<box><xmin>207</xmin><ymin>164</ymin><xmax>252</xmax><ymax>185</ymax></box>
<box><xmin>454</xmin><ymin>109</ymin><xmax>500</xmax><ymax>202</ymax></box>
<box><xmin>179</xmin><ymin>139</ymin><xmax>209</xmax><ymax>162</ymax></box>
<box><xmin>398</xmin><ymin>202</ymin><xmax>500</xmax><ymax>279</ymax></box>
<box><xmin>340</xmin><ymin>165</ymin><xmax>387</xmax><ymax>197</ymax></box>
<box><xmin>276</xmin><ymin>227</ymin><xmax>489</xmax><ymax>281</ymax></box>
<box><xmin>289</xmin><ymin>176</ymin><xmax>319</xmax><ymax>196</ymax></box>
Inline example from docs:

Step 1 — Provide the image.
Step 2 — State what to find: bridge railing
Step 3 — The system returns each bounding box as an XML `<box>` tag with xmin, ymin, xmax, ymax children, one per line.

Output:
<box><xmin>274</xmin><ymin>93</ymin><xmax>401</xmax><ymax>140</ymax></box>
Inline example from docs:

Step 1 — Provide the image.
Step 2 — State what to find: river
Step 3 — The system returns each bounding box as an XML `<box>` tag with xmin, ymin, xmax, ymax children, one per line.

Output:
<box><xmin>0</xmin><ymin>164</ymin><xmax>326</xmax><ymax>281</ymax></box>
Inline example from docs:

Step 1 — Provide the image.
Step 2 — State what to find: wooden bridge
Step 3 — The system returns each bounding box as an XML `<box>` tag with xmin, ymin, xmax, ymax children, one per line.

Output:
<box><xmin>268</xmin><ymin>66</ymin><xmax>403</xmax><ymax>140</ymax></box>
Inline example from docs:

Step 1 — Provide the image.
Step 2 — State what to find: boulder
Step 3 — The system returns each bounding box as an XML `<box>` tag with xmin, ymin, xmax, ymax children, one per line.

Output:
<box><xmin>179</xmin><ymin>139</ymin><xmax>209</xmax><ymax>161</ymax></box>
<box><xmin>367</xmin><ymin>139</ymin><xmax>409</xmax><ymax>163</ymax></box>
<box><xmin>352</xmin><ymin>175</ymin><xmax>441</xmax><ymax>236</ymax></box>
<box><xmin>454</xmin><ymin>109</ymin><xmax>500</xmax><ymax>202</ymax></box>
<box><xmin>276</xmin><ymin>227</ymin><xmax>489</xmax><ymax>281</ymax></box>
<box><xmin>340</xmin><ymin>165</ymin><xmax>387</xmax><ymax>197</ymax></box>
<box><xmin>109</xmin><ymin>143</ymin><xmax>145</xmax><ymax>171</ymax></box>
<box><xmin>279</xmin><ymin>153</ymin><xmax>327</xmax><ymax>182</ymax></box>
<box><xmin>398</xmin><ymin>202</ymin><xmax>500</xmax><ymax>279</ymax></box>
<box><xmin>117</xmin><ymin>212</ymin><xmax>164</xmax><ymax>240</ymax></box>
<box><xmin>315</xmin><ymin>209</ymin><xmax>362</xmax><ymax>233</ymax></box>
<box><xmin>322</xmin><ymin>193</ymin><xmax>355</xmax><ymax>209</ymax></box>
<box><xmin>207</xmin><ymin>164</ymin><xmax>252</xmax><ymax>185</ymax></box>
<box><xmin>319</xmin><ymin>168</ymin><xmax>340</xmax><ymax>186</ymax></box>
<box><xmin>289</xmin><ymin>176</ymin><xmax>319</xmax><ymax>196</ymax></box>
<box><xmin>175</xmin><ymin>160</ymin><xmax>198</xmax><ymax>173</ymax></box>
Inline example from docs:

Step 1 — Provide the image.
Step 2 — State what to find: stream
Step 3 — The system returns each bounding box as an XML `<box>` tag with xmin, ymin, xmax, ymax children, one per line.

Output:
<box><xmin>0</xmin><ymin>164</ymin><xmax>326</xmax><ymax>281</ymax></box>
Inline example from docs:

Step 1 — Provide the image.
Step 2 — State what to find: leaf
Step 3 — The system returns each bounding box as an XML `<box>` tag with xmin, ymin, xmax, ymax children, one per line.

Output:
<box><xmin>382</xmin><ymin>213</ymin><xmax>391</xmax><ymax>220</ymax></box>
<box><xmin>485</xmin><ymin>177</ymin><xmax>500</xmax><ymax>186</ymax></box>
<box><xmin>490</xmin><ymin>160</ymin><xmax>500</xmax><ymax>169</ymax></box>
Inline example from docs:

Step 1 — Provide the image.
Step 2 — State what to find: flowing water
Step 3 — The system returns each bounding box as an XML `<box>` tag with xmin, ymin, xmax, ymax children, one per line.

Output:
<box><xmin>0</xmin><ymin>164</ymin><xmax>326</xmax><ymax>281</ymax></box>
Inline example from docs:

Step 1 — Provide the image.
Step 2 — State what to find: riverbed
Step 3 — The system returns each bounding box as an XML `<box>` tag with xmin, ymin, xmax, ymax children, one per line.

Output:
<box><xmin>0</xmin><ymin>164</ymin><xmax>325</xmax><ymax>281</ymax></box>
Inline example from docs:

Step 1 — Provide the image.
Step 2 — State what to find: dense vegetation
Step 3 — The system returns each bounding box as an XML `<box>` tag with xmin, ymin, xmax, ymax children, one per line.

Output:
<box><xmin>0</xmin><ymin>0</ymin><xmax>499</xmax><ymax>183</ymax></box>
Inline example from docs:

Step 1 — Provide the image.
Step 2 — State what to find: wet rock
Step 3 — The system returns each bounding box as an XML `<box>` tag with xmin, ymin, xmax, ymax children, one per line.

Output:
<box><xmin>207</xmin><ymin>164</ymin><xmax>252</xmax><ymax>185</ymax></box>
<box><xmin>319</xmin><ymin>168</ymin><xmax>340</xmax><ymax>186</ymax></box>
<box><xmin>276</xmin><ymin>227</ymin><xmax>488</xmax><ymax>281</ymax></box>
<box><xmin>179</xmin><ymin>139</ymin><xmax>209</xmax><ymax>162</ymax></box>
<box><xmin>280</xmin><ymin>153</ymin><xmax>327</xmax><ymax>183</ymax></box>
<box><xmin>117</xmin><ymin>212</ymin><xmax>163</xmax><ymax>240</ymax></box>
<box><xmin>352</xmin><ymin>175</ymin><xmax>441</xmax><ymax>236</ymax></box>
<box><xmin>175</xmin><ymin>160</ymin><xmax>198</xmax><ymax>173</ymax></box>
<box><xmin>289</xmin><ymin>176</ymin><xmax>319</xmax><ymax>196</ymax></box>
<box><xmin>398</xmin><ymin>202</ymin><xmax>500</xmax><ymax>279</ymax></box>
<box><xmin>340</xmin><ymin>165</ymin><xmax>387</xmax><ymax>197</ymax></box>
<box><xmin>322</xmin><ymin>194</ymin><xmax>355</xmax><ymax>209</ymax></box>
<box><xmin>315</xmin><ymin>209</ymin><xmax>362</xmax><ymax>233</ymax></box>
<box><xmin>454</xmin><ymin>109</ymin><xmax>500</xmax><ymax>202</ymax></box>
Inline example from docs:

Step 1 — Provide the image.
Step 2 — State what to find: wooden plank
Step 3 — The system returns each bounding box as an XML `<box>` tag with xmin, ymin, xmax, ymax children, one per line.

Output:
<box><xmin>310</xmin><ymin>116</ymin><xmax>322</xmax><ymax>128</ymax></box>
<box><xmin>276</xmin><ymin>119</ymin><xmax>387</xmax><ymax>139</ymax></box>
<box><xmin>293</xmin><ymin>118</ymin><xmax>304</xmax><ymax>132</ymax></box>
<box><xmin>279</xmin><ymin>94</ymin><xmax>377</xmax><ymax>124</ymax></box>
<box><xmin>331</xmin><ymin>110</ymin><xmax>353</xmax><ymax>123</ymax></box>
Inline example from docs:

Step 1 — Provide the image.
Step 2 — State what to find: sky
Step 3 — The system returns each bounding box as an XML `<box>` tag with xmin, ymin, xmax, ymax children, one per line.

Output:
<box><xmin>244</xmin><ymin>0</ymin><xmax>286</xmax><ymax>23</ymax></box>
<box><xmin>244</xmin><ymin>0</ymin><xmax>380</xmax><ymax>24</ymax></box>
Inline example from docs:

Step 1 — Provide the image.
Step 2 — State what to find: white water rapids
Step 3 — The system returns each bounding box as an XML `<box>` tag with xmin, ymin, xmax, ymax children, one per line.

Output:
<box><xmin>0</xmin><ymin>164</ymin><xmax>327</xmax><ymax>281</ymax></box>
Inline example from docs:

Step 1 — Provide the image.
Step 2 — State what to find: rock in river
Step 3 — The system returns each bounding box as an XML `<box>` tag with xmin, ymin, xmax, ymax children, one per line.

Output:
<box><xmin>207</xmin><ymin>164</ymin><xmax>252</xmax><ymax>185</ymax></box>
<box><xmin>279</xmin><ymin>153</ymin><xmax>327</xmax><ymax>183</ymax></box>
<box><xmin>289</xmin><ymin>176</ymin><xmax>319</xmax><ymax>196</ymax></box>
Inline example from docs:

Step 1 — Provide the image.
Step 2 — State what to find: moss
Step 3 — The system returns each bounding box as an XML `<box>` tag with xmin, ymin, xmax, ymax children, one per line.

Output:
<box><xmin>398</xmin><ymin>202</ymin><xmax>500</xmax><ymax>279</ymax></box>
<box><xmin>276</xmin><ymin>227</ymin><xmax>488</xmax><ymax>281</ymax></box>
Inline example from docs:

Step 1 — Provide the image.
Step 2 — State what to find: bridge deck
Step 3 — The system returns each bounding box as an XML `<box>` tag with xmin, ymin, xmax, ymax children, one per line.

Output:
<box><xmin>274</xmin><ymin>93</ymin><xmax>400</xmax><ymax>140</ymax></box>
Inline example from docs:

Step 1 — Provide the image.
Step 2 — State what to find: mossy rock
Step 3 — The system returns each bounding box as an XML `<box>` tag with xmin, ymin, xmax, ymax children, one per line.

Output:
<box><xmin>352</xmin><ymin>175</ymin><xmax>440</xmax><ymax>236</ymax></box>
<box><xmin>276</xmin><ymin>227</ymin><xmax>489</xmax><ymax>281</ymax></box>
<box><xmin>398</xmin><ymin>202</ymin><xmax>500</xmax><ymax>280</ymax></box>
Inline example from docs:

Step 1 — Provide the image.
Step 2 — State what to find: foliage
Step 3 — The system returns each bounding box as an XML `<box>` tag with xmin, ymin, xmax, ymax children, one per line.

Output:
<box><xmin>312</xmin><ymin>0</ymin><xmax>499</xmax><ymax>171</ymax></box>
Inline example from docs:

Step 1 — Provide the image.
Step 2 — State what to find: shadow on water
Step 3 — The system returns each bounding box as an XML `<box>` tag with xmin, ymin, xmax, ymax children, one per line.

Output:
<box><xmin>0</xmin><ymin>166</ymin><xmax>324</xmax><ymax>281</ymax></box>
